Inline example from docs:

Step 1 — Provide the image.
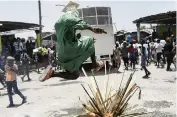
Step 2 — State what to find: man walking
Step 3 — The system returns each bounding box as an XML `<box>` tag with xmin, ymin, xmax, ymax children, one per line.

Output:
<box><xmin>128</xmin><ymin>42</ymin><xmax>136</xmax><ymax>69</ymax></box>
<box><xmin>155</xmin><ymin>39</ymin><xmax>164</xmax><ymax>68</ymax></box>
<box><xmin>113</xmin><ymin>42</ymin><xmax>121</xmax><ymax>73</ymax></box>
<box><xmin>164</xmin><ymin>38</ymin><xmax>174</xmax><ymax>71</ymax></box>
<box><xmin>5</xmin><ymin>56</ymin><xmax>27</xmax><ymax>108</ymax></box>
<box><xmin>141</xmin><ymin>40</ymin><xmax>151</xmax><ymax>78</ymax></box>
<box><xmin>121</xmin><ymin>42</ymin><xmax>129</xmax><ymax>70</ymax></box>
<box><xmin>20</xmin><ymin>49</ymin><xmax>31</xmax><ymax>81</ymax></box>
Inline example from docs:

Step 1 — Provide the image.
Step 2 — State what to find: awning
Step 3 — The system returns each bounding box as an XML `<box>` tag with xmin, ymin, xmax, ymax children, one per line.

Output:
<box><xmin>42</xmin><ymin>33</ymin><xmax>57</xmax><ymax>41</ymax></box>
<box><xmin>133</xmin><ymin>11</ymin><xmax>176</xmax><ymax>24</ymax></box>
<box><xmin>115</xmin><ymin>34</ymin><xmax>124</xmax><ymax>37</ymax></box>
<box><xmin>0</xmin><ymin>21</ymin><xmax>41</xmax><ymax>35</ymax></box>
<box><xmin>125</xmin><ymin>29</ymin><xmax>152</xmax><ymax>35</ymax></box>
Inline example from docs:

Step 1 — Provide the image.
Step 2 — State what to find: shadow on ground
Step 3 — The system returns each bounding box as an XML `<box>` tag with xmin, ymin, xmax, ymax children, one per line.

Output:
<box><xmin>42</xmin><ymin>81</ymin><xmax>83</xmax><ymax>87</ymax></box>
<box><xmin>141</xmin><ymin>111</ymin><xmax>176</xmax><ymax>117</ymax></box>
<box><xmin>164</xmin><ymin>80</ymin><xmax>176</xmax><ymax>83</ymax></box>
<box><xmin>79</xmin><ymin>68</ymin><xmax>118</xmax><ymax>77</ymax></box>
<box><xmin>20</xmin><ymin>87</ymin><xmax>43</xmax><ymax>92</ymax></box>
<box><xmin>143</xmin><ymin>100</ymin><xmax>173</xmax><ymax>109</ymax></box>
<box><xmin>128</xmin><ymin>108</ymin><xmax>176</xmax><ymax>117</ymax></box>
<box><xmin>44</xmin><ymin>107</ymin><xmax>83</xmax><ymax>117</ymax></box>
<box><xmin>60</xmin><ymin>107</ymin><xmax>83</xmax><ymax>116</ymax></box>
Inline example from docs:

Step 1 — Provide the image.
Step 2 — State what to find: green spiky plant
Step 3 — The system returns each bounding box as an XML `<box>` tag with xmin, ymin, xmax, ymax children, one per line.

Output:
<box><xmin>79</xmin><ymin>66</ymin><xmax>148</xmax><ymax>117</ymax></box>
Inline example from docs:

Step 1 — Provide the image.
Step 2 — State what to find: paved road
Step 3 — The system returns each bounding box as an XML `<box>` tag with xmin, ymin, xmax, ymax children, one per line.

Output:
<box><xmin>0</xmin><ymin>64</ymin><xmax>176</xmax><ymax>117</ymax></box>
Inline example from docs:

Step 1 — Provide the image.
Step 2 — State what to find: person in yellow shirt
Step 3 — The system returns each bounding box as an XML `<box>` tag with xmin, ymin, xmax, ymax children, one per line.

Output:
<box><xmin>5</xmin><ymin>56</ymin><xmax>27</xmax><ymax>108</ymax></box>
<box><xmin>42</xmin><ymin>47</ymin><xmax>47</xmax><ymax>56</ymax></box>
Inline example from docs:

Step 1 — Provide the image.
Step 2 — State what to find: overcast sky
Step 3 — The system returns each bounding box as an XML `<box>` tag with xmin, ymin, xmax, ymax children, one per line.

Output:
<box><xmin>0</xmin><ymin>0</ymin><xmax>176</xmax><ymax>38</ymax></box>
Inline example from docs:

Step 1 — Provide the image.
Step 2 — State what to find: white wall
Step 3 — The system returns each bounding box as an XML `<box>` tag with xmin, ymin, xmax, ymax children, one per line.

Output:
<box><xmin>77</xmin><ymin>25</ymin><xmax>115</xmax><ymax>59</ymax></box>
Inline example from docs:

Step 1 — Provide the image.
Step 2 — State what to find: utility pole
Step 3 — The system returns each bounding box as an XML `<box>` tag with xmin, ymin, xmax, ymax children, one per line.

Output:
<box><xmin>38</xmin><ymin>0</ymin><xmax>42</xmax><ymax>45</ymax></box>
<box><xmin>113</xmin><ymin>23</ymin><xmax>118</xmax><ymax>32</ymax></box>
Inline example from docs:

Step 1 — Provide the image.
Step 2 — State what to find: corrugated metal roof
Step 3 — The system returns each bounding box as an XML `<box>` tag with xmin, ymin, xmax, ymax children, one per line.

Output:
<box><xmin>133</xmin><ymin>11</ymin><xmax>176</xmax><ymax>24</ymax></box>
<box><xmin>0</xmin><ymin>21</ymin><xmax>41</xmax><ymax>34</ymax></box>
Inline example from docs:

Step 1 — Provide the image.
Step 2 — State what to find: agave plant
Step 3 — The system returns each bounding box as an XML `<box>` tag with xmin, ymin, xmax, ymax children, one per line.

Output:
<box><xmin>79</xmin><ymin>68</ymin><xmax>147</xmax><ymax>117</ymax></box>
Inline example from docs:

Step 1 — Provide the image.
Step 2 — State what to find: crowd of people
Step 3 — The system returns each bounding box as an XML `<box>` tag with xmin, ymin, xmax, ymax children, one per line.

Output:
<box><xmin>0</xmin><ymin>2</ymin><xmax>176</xmax><ymax>108</ymax></box>
<box><xmin>0</xmin><ymin>37</ymin><xmax>58</xmax><ymax>107</ymax></box>
<box><xmin>112</xmin><ymin>34</ymin><xmax>176</xmax><ymax>78</ymax></box>
<box><xmin>1</xmin><ymin>34</ymin><xmax>175</xmax><ymax>108</ymax></box>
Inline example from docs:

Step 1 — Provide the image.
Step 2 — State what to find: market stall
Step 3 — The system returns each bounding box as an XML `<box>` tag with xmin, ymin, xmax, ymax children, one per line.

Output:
<box><xmin>0</xmin><ymin>21</ymin><xmax>41</xmax><ymax>54</ymax></box>
<box><xmin>133</xmin><ymin>11</ymin><xmax>176</xmax><ymax>42</ymax></box>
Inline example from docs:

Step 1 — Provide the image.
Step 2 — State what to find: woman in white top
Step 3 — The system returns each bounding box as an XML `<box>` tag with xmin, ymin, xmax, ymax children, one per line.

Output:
<box><xmin>155</xmin><ymin>39</ymin><xmax>164</xmax><ymax>68</ymax></box>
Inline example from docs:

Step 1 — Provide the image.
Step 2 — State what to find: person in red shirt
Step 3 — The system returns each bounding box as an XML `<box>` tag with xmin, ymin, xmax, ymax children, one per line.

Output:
<box><xmin>128</xmin><ymin>42</ymin><xmax>136</xmax><ymax>69</ymax></box>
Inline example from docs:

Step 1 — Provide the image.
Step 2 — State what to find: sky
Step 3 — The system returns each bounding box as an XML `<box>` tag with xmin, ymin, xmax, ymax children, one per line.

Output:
<box><xmin>0</xmin><ymin>0</ymin><xmax>176</xmax><ymax>38</ymax></box>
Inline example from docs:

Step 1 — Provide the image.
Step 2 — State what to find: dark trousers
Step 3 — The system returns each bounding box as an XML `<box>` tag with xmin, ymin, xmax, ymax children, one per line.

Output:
<box><xmin>166</xmin><ymin>53</ymin><xmax>173</xmax><ymax>70</ymax></box>
<box><xmin>6</xmin><ymin>80</ymin><xmax>25</xmax><ymax>105</ymax></box>
<box><xmin>123</xmin><ymin>57</ymin><xmax>129</xmax><ymax>68</ymax></box>
<box><xmin>130</xmin><ymin>58</ymin><xmax>135</xmax><ymax>69</ymax></box>
<box><xmin>129</xmin><ymin>54</ymin><xmax>135</xmax><ymax>69</ymax></box>
<box><xmin>22</xmin><ymin>64</ymin><xmax>30</xmax><ymax>80</ymax></box>
<box><xmin>14</xmin><ymin>53</ymin><xmax>21</xmax><ymax>62</ymax></box>
<box><xmin>142</xmin><ymin>66</ymin><xmax>150</xmax><ymax>76</ymax></box>
<box><xmin>156</xmin><ymin>52</ymin><xmax>162</xmax><ymax>66</ymax></box>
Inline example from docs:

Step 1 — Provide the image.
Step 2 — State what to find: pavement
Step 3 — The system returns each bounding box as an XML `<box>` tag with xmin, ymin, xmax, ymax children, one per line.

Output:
<box><xmin>0</xmin><ymin>63</ymin><xmax>176</xmax><ymax>117</ymax></box>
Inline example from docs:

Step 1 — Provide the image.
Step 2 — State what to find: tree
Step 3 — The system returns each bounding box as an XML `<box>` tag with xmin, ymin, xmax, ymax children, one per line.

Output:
<box><xmin>140</xmin><ymin>25</ymin><xmax>146</xmax><ymax>30</ymax></box>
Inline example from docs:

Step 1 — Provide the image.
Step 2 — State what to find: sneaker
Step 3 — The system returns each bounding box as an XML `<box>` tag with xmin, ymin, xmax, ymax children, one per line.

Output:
<box><xmin>22</xmin><ymin>96</ymin><xmax>27</xmax><ymax>104</ymax></box>
<box><xmin>142</xmin><ymin>75</ymin><xmax>149</xmax><ymax>78</ymax></box>
<box><xmin>148</xmin><ymin>72</ymin><xmax>151</xmax><ymax>75</ymax></box>
<box><xmin>27</xmin><ymin>79</ymin><xmax>31</xmax><ymax>81</ymax></box>
<box><xmin>166</xmin><ymin>69</ymin><xmax>172</xmax><ymax>71</ymax></box>
<box><xmin>12</xmin><ymin>92</ymin><xmax>15</xmax><ymax>95</ymax></box>
<box><xmin>7</xmin><ymin>104</ymin><xmax>15</xmax><ymax>108</ymax></box>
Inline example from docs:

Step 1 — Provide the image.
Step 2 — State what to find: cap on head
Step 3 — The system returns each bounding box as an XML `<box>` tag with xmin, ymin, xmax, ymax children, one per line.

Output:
<box><xmin>7</xmin><ymin>56</ymin><xmax>15</xmax><ymax>61</ymax></box>
<box><xmin>62</xmin><ymin>1</ymin><xmax>79</xmax><ymax>13</ymax></box>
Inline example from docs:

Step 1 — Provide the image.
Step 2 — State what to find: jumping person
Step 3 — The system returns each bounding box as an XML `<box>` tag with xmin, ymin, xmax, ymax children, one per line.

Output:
<box><xmin>5</xmin><ymin>56</ymin><xmax>27</xmax><ymax>108</ymax></box>
<box><xmin>40</xmin><ymin>1</ymin><xmax>106</xmax><ymax>81</ymax></box>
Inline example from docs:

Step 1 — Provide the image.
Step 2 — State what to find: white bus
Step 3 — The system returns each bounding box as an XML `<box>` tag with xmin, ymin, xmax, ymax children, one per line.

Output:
<box><xmin>77</xmin><ymin>7</ymin><xmax>115</xmax><ymax>63</ymax></box>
